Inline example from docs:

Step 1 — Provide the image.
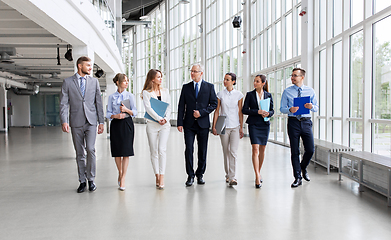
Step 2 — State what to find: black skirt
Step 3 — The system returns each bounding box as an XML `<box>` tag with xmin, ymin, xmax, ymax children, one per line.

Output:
<box><xmin>110</xmin><ymin>117</ymin><xmax>134</xmax><ymax>157</ymax></box>
<box><xmin>248</xmin><ymin>123</ymin><xmax>270</xmax><ymax>145</ymax></box>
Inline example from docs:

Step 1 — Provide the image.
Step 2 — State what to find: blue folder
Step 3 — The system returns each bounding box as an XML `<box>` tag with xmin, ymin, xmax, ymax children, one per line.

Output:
<box><xmin>260</xmin><ymin>98</ymin><xmax>270</xmax><ymax>121</ymax></box>
<box><xmin>144</xmin><ymin>97</ymin><xmax>169</xmax><ymax>122</ymax></box>
<box><xmin>293</xmin><ymin>96</ymin><xmax>310</xmax><ymax>115</ymax></box>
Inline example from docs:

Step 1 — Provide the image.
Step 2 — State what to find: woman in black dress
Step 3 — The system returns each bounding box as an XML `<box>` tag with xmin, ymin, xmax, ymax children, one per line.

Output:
<box><xmin>106</xmin><ymin>73</ymin><xmax>137</xmax><ymax>190</ymax></box>
<box><xmin>242</xmin><ymin>75</ymin><xmax>274</xmax><ymax>188</ymax></box>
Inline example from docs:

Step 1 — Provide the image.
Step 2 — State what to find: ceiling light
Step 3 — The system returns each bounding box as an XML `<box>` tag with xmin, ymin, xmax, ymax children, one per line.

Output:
<box><xmin>140</xmin><ymin>0</ymin><xmax>148</xmax><ymax>20</ymax></box>
<box><xmin>232</xmin><ymin>16</ymin><xmax>242</xmax><ymax>28</ymax></box>
<box><xmin>179</xmin><ymin>0</ymin><xmax>190</xmax><ymax>3</ymax></box>
<box><xmin>140</xmin><ymin>15</ymin><xmax>148</xmax><ymax>20</ymax></box>
<box><xmin>64</xmin><ymin>45</ymin><xmax>73</xmax><ymax>61</ymax></box>
<box><xmin>57</xmin><ymin>45</ymin><xmax>61</xmax><ymax>65</ymax></box>
<box><xmin>95</xmin><ymin>69</ymin><xmax>104</xmax><ymax>78</ymax></box>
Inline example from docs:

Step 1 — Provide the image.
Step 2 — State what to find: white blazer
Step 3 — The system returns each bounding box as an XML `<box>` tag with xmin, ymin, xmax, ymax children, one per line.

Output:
<box><xmin>142</xmin><ymin>88</ymin><xmax>171</xmax><ymax>126</ymax></box>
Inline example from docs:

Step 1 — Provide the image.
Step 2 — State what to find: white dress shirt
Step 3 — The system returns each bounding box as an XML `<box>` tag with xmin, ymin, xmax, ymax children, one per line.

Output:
<box><xmin>255</xmin><ymin>90</ymin><xmax>264</xmax><ymax>109</ymax></box>
<box><xmin>217</xmin><ymin>88</ymin><xmax>244</xmax><ymax>128</ymax></box>
<box><xmin>193</xmin><ymin>80</ymin><xmax>202</xmax><ymax>92</ymax></box>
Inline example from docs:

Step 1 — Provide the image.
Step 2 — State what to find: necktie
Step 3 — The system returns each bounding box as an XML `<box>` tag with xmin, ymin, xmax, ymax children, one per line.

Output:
<box><xmin>195</xmin><ymin>82</ymin><xmax>199</xmax><ymax>98</ymax></box>
<box><xmin>297</xmin><ymin>87</ymin><xmax>302</xmax><ymax>119</ymax></box>
<box><xmin>80</xmin><ymin>77</ymin><xmax>85</xmax><ymax>97</ymax></box>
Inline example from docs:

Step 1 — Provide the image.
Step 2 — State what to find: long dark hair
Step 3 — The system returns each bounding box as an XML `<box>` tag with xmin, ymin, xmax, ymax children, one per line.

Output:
<box><xmin>255</xmin><ymin>74</ymin><xmax>268</xmax><ymax>92</ymax></box>
<box><xmin>140</xmin><ymin>69</ymin><xmax>162</xmax><ymax>98</ymax></box>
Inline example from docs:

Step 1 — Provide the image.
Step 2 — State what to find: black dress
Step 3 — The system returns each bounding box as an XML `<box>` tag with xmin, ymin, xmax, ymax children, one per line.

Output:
<box><xmin>110</xmin><ymin>117</ymin><xmax>134</xmax><ymax>157</ymax></box>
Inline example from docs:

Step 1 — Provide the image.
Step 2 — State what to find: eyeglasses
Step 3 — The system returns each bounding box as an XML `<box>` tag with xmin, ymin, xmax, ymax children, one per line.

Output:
<box><xmin>290</xmin><ymin>74</ymin><xmax>303</xmax><ymax>78</ymax></box>
<box><xmin>190</xmin><ymin>70</ymin><xmax>202</xmax><ymax>73</ymax></box>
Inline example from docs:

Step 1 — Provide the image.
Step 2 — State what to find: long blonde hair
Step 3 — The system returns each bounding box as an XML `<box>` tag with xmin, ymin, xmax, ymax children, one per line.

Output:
<box><xmin>140</xmin><ymin>69</ymin><xmax>162</xmax><ymax>98</ymax></box>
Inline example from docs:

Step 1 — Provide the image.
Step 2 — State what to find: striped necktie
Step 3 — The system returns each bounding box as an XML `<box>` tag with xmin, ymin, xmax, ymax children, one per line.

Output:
<box><xmin>80</xmin><ymin>77</ymin><xmax>85</xmax><ymax>97</ymax></box>
<box><xmin>296</xmin><ymin>87</ymin><xmax>302</xmax><ymax>119</ymax></box>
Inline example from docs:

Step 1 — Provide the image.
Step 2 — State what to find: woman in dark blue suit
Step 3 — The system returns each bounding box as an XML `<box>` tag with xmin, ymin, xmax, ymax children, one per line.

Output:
<box><xmin>242</xmin><ymin>74</ymin><xmax>274</xmax><ymax>188</ymax></box>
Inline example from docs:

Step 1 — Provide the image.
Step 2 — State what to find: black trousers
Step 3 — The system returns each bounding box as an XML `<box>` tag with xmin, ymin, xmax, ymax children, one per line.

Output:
<box><xmin>184</xmin><ymin>121</ymin><xmax>209</xmax><ymax>178</ymax></box>
<box><xmin>287</xmin><ymin>118</ymin><xmax>315</xmax><ymax>179</ymax></box>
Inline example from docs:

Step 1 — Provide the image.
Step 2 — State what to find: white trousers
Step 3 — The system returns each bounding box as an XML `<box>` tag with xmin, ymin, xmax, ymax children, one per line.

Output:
<box><xmin>146</xmin><ymin>121</ymin><xmax>170</xmax><ymax>174</ymax></box>
<box><xmin>219</xmin><ymin>126</ymin><xmax>240</xmax><ymax>181</ymax></box>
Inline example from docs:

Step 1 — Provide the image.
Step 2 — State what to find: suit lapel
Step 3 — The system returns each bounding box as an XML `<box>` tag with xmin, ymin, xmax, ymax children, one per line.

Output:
<box><xmin>197</xmin><ymin>80</ymin><xmax>206</xmax><ymax>99</ymax></box>
<box><xmin>84</xmin><ymin>75</ymin><xmax>89</xmax><ymax>97</ymax></box>
<box><xmin>187</xmin><ymin>81</ymin><xmax>196</xmax><ymax>99</ymax></box>
<box><xmin>72</xmin><ymin>74</ymin><xmax>83</xmax><ymax>97</ymax></box>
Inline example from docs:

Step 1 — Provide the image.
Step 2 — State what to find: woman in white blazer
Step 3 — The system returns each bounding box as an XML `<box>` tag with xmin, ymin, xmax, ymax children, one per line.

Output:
<box><xmin>141</xmin><ymin>69</ymin><xmax>171</xmax><ymax>189</ymax></box>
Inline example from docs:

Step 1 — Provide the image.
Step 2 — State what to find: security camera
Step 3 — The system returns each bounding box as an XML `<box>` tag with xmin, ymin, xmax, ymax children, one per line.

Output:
<box><xmin>232</xmin><ymin>16</ymin><xmax>242</xmax><ymax>28</ymax></box>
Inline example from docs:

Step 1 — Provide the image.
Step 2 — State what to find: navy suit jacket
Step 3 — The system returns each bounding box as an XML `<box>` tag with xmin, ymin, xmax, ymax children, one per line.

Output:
<box><xmin>177</xmin><ymin>80</ymin><xmax>218</xmax><ymax>129</ymax></box>
<box><xmin>242</xmin><ymin>89</ymin><xmax>274</xmax><ymax>125</ymax></box>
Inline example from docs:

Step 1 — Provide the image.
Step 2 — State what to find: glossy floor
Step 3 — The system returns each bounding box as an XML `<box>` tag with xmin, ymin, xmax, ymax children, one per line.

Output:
<box><xmin>1</xmin><ymin>125</ymin><xmax>391</xmax><ymax>240</ymax></box>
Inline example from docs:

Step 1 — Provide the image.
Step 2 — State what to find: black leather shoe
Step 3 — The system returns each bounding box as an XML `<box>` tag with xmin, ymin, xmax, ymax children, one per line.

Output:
<box><xmin>291</xmin><ymin>178</ymin><xmax>302</xmax><ymax>188</ymax></box>
<box><xmin>88</xmin><ymin>181</ymin><xmax>97</xmax><ymax>191</ymax></box>
<box><xmin>255</xmin><ymin>183</ymin><xmax>261</xmax><ymax>188</ymax></box>
<box><xmin>302</xmin><ymin>170</ymin><xmax>311</xmax><ymax>181</ymax></box>
<box><xmin>77</xmin><ymin>182</ymin><xmax>86</xmax><ymax>193</ymax></box>
<box><xmin>197</xmin><ymin>176</ymin><xmax>205</xmax><ymax>185</ymax></box>
<box><xmin>185</xmin><ymin>176</ymin><xmax>194</xmax><ymax>187</ymax></box>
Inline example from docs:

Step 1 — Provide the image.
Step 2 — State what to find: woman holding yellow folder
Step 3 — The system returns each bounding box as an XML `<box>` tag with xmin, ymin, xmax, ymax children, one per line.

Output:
<box><xmin>141</xmin><ymin>69</ymin><xmax>171</xmax><ymax>189</ymax></box>
<box><xmin>242</xmin><ymin>74</ymin><xmax>274</xmax><ymax>188</ymax></box>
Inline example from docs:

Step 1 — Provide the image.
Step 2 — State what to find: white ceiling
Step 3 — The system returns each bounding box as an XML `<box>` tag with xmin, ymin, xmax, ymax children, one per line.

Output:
<box><xmin>0</xmin><ymin>1</ymin><xmax>103</xmax><ymax>91</ymax></box>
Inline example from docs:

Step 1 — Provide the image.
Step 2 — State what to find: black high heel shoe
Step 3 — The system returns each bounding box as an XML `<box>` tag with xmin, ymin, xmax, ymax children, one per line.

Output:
<box><xmin>255</xmin><ymin>180</ymin><xmax>261</xmax><ymax>188</ymax></box>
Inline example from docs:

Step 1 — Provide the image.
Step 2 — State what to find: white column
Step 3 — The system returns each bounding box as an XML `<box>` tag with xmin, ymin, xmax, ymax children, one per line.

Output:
<box><xmin>242</xmin><ymin>0</ymin><xmax>251</xmax><ymax>93</ymax></box>
<box><xmin>165</xmin><ymin>1</ymin><xmax>170</xmax><ymax>91</ymax></box>
<box><xmin>0</xmin><ymin>84</ymin><xmax>7</xmax><ymax>132</ymax></box>
<box><xmin>104</xmin><ymin>72</ymin><xmax>116</xmax><ymax>136</ymax></box>
<box><xmin>201</xmin><ymin>0</ymin><xmax>206</xmax><ymax>67</ymax></box>
<box><xmin>300</xmin><ymin>0</ymin><xmax>314</xmax><ymax>88</ymax></box>
<box><xmin>72</xmin><ymin>45</ymin><xmax>95</xmax><ymax>74</ymax></box>
<box><xmin>115</xmin><ymin>0</ymin><xmax>122</xmax><ymax>52</ymax></box>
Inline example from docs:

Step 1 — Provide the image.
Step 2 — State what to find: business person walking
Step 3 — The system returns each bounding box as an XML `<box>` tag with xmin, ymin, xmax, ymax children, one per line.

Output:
<box><xmin>177</xmin><ymin>63</ymin><xmax>218</xmax><ymax>186</ymax></box>
<box><xmin>106</xmin><ymin>73</ymin><xmax>137</xmax><ymax>191</ymax></box>
<box><xmin>280</xmin><ymin>68</ymin><xmax>318</xmax><ymax>188</ymax></box>
<box><xmin>242</xmin><ymin>75</ymin><xmax>274</xmax><ymax>188</ymax></box>
<box><xmin>212</xmin><ymin>73</ymin><xmax>244</xmax><ymax>186</ymax></box>
<box><xmin>60</xmin><ymin>56</ymin><xmax>104</xmax><ymax>193</ymax></box>
<box><xmin>142</xmin><ymin>69</ymin><xmax>171</xmax><ymax>190</ymax></box>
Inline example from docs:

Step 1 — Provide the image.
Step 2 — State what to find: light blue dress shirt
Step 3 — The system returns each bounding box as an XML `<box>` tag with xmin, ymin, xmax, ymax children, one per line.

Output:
<box><xmin>280</xmin><ymin>84</ymin><xmax>318</xmax><ymax>117</ymax></box>
<box><xmin>106</xmin><ymin>90</ymin><xmax>138</xmax><ymax>119</ymax></box>
<box><xmin>75</xmin><ymin>73</ymin><xmax>85</xmax><ymax>87</ymax></box>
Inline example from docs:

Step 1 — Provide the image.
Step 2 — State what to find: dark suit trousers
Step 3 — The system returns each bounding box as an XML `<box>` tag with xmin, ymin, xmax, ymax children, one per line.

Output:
<box><xmin>184</xmin><ymin>121</ymin><xmax>209</xmax><ymax>178</ymax></box>
<box><xmin>287</xmin><ymin>118</ymin><xmax>314</xmax><ymax>180</ymax></box>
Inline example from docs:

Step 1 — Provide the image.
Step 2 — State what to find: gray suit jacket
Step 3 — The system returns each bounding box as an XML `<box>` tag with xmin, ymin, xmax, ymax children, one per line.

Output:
<box><xmin>60</xmin><ymin>73</ymin><xmax>104</xmax><ymax>128</ymax></box>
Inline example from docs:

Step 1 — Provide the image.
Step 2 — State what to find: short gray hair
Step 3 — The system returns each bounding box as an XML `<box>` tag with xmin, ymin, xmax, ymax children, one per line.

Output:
<box><xmin>192</xmin><ymin>63</ymin><xmax>204</xmax><ymax>72</ymax></box>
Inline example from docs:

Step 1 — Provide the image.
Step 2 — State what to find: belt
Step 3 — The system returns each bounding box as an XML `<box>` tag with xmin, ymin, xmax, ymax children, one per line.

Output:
<box><xmin>289</xmin><ymin>116</ymin><xmax>311</xmax><ymax>121</ymax></box>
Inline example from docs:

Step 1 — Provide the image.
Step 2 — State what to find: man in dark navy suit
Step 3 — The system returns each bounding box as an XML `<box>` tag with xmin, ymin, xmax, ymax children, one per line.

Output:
<box><xmin>177</xmin><ymin>63</ymin><xmax>218</xmax><ymax>186</ymax></box>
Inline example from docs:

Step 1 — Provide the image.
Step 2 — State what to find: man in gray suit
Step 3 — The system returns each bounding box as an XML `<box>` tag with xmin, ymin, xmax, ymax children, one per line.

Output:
<box><xmin>60</xmin><ymin>56</ymin><xmax>104</xmax><ymax>193</ymax></box>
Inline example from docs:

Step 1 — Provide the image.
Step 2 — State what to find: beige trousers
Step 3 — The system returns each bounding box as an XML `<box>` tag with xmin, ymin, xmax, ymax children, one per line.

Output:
<box><xmin>219</xmin><ymin>126</ymin><xmax>240</xmax><ymax>181</ymax></box>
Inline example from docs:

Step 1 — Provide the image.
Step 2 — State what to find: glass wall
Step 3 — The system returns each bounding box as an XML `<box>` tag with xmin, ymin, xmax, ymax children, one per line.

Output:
<box><xmin>169</xmin><ymin>0</ymin><xmax>201</xmax><ymax>119</ymax></box>
<box><xmin>313</xmin><ymin>0</ymin><xmax>391</xmax><ymax>156</ymax></box>
<box><xmin>30</xmin><ymin>94</ymin><xmax>60</xmax><ymax>127</ymax></box>
<box><xmin>205</xmin><ymin>0</ymin><xmax>244</xmax><ymax>94</ymax></box>
<box><xmin>90</xmin><ymin>0</ymin><xmax>116</xmax><ymax>39</ymax></box>
<box><xmin>124</xmin><ymin>0</ymin><xmax>391</xmax><ymax>157</ymax></box>
<box><xmin>134</xmin><ymin>3</ymin><xmax>166</xmax><ymax>116</ymax></box>
<box><xmin>251</xmin><ymin>0</ymin><xmax>301</xmax><ymax>146</ymax></box>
